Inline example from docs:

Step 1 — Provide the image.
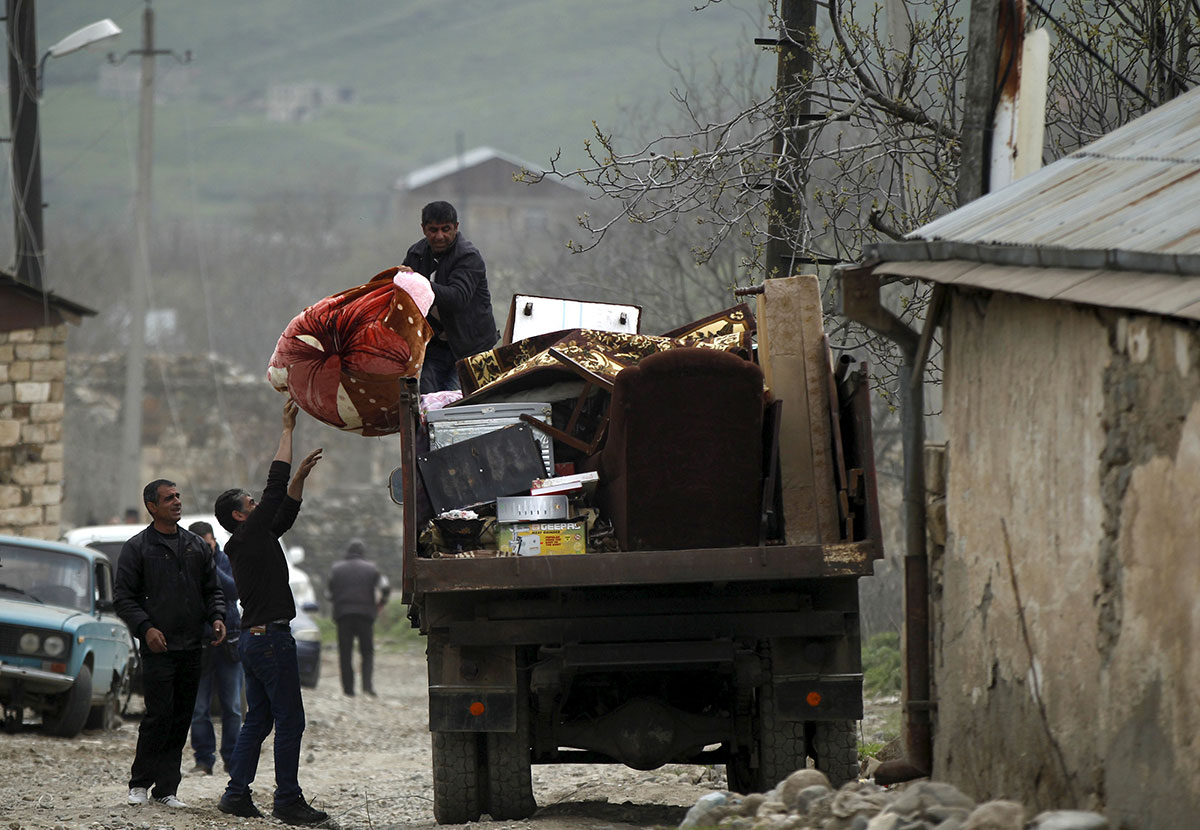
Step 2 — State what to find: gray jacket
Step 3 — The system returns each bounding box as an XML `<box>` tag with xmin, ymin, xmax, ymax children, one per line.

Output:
<box><xmin>327</xmin><ymin>540</ymin><xmax>390</xmax><ymax>620</ymax></box>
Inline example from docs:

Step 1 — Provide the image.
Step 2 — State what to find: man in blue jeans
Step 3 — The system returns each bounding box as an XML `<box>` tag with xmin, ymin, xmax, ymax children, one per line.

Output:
<box><xmin>187</xmin><ymin>521</ymin><xmax>242</xmax><ymax>776</ymax></box>
<box><xmin>213</xmin><ymin>400</ymin><xmax>329</xmax><ymax>826</ymax></box>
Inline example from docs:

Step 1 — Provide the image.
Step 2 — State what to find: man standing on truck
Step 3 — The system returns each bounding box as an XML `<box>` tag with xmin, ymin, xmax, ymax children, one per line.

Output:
<box><xmin>213</xmin><ymin>400</ymin><xmax>329</xmax><ymax>826</ymax></box>
<box><xmin>114</xmin><ymin>479</ymin><xmax>227</xmax><ymax>809</ymax></box>
<box><xmin>398</xmin><ymin>200</ymin><xmax>499</xmax><ymax>393</ymax></box>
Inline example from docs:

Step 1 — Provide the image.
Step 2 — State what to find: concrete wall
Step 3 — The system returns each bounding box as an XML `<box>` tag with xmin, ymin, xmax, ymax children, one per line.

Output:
<box><xmin>934</xmin><ymin>290</ymin><xmax>1200</xmax><ymax>827</ymax></box>
<box><xmin>0</xmin><ymin>323</ymin><xmax>68</xmax><ymax>539</ymax></box>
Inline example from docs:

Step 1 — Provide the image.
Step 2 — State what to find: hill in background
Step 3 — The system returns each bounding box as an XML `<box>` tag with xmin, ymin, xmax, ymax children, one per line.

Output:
<box><xmin>28</xmin><ymin>0</ymin><xmax>768</xmax><ymax>229</ymax></box>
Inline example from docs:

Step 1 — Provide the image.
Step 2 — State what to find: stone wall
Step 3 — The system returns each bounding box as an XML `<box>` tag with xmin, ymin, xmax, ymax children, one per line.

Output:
<box><xmin>0</xmin><ymin>323</ymin><xmax>68</xmax><ymax>539</ymax></box>
<box><xmin>934</xmin><ymin>290</ymin><xmax>1200</xmax><ymax>828</ymax></box>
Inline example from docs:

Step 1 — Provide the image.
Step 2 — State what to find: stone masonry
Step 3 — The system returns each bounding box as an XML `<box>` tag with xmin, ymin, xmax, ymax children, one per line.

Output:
<box><xmin>0</xmin><ymin>323</ymin><xmax>68</xmax><ymax>539</ymax></box>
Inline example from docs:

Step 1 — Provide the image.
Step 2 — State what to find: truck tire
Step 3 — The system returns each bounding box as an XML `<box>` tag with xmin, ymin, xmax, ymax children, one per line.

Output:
<box><xmin>757</xmin><ymin>677</ymin><xmax>806</xmax><ymax>791</ymax></box>
<box><xmin>808</xmin><ymin>719</ymin><xmax>858</xmax><ymax>788</ymax></box>
<box><xmin>44</xmin><ymin>664</ymin><xmax>92</xmax><ymax>738</ymax></box>
<box><xmin>432</xmin><ymin>731</ymin><xmax>482</xmax><ymax>824</ymax></box>
<box><xmin>485</xmin><ymin>695</ymin><xmax>536</xmax><ymax>819</ymax></box>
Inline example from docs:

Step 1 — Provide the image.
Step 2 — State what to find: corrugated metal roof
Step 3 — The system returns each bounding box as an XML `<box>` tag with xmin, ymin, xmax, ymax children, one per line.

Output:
<box><xmin>862</xmin><ymin>85</ymin><xmax>1200</xmax><ymax>319</ymax></box>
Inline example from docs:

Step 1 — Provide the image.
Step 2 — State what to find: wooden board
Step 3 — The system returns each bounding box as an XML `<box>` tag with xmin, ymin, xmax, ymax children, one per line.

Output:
<box><xmin>757</xmin><ymin>275</ymin><xmax>839</xmax><ymax>544</ymax></box>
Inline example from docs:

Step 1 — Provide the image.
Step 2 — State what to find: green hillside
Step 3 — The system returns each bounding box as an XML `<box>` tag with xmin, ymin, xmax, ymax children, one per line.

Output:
<box><xmin>33</xmin><ymin>0</ymin><xmax>770</xmax><ymax>223</ymax></box>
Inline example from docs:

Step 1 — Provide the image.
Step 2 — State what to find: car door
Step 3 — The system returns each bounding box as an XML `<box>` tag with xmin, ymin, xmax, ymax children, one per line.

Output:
<box><xmin>89</xmin><ymin>559</ymin><xmax>129</xmax><ymax>695</ymax></box>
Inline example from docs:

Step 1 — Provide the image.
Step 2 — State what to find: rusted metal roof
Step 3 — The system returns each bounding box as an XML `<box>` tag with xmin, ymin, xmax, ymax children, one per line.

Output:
<box><xmin>864</xmin><ymin>85</ymin><xmax>1200</xmax><ymax>320</ymax></box>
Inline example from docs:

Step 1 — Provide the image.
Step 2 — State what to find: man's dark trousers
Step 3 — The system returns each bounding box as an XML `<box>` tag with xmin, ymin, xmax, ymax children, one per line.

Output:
<box><xmin>130</xmin><ymin>649</ymin><xmax>203</xmax><ymax>798</ymax></box>
<box><xmin>336</xmin><ymin>614</ymin><xmax>375</xmax><ymax>695</ymax></box>
<box><xmin>419</xmin><ymin>340</ymin><xmax>461</xmax><ymax>393</ymax></box>
<box><xmin>224</xmin><ymin>626</ymin><xmax>305</xmax><ymax>808</ymax></box>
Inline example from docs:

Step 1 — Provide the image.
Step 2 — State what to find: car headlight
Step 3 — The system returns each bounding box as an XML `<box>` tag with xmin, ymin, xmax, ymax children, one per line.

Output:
<box><xmin>19</xmin><ymin>632</ymin><xmax>40</xmax><ymax>653</ymax></box>
<box><xmin>291</xmin><ymin>627</ymin><xmax>321</xmax><ymax>642</ymax></box>
<box><xmin>43</xmin><ymin>635</ymin><xmax>66</xmax><ymax>657</ymax></box>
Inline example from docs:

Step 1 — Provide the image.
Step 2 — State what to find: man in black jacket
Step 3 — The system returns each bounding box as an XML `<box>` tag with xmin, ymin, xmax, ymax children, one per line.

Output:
<box><xmin>114</xmin><ymin>479</ymin><xmax>227</xmax><ymax>810</ymax></box>
<box><xmin>213</xmin><ymin>400</ymin><xmax>328</xmax><ymax>826</ymax></box>
<box><xmin>399</xmin><ymin>200</ymin><xmax>499</xmax><ymax>392</ymax></box>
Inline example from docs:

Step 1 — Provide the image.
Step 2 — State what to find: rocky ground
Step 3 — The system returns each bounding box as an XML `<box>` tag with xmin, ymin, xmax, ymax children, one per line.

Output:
<box><xmin>0</xmin><ymin>644</ymin><xmax>803</xmax><ymax>830</ymax></box>
<box><xmin>5</xmin><ymin>644</ymin><xmax>1097</xmax><ymax>830</ymax></box>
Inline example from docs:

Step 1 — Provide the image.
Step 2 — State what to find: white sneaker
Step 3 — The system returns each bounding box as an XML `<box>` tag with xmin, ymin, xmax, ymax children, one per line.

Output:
<box><xmin>127</xmin><ymin>787</ymin><xmax>149</xmax><ymax>805</ymax></box>
<box><xmin>156</xmin><ymin>794</ymin><xmax>188</xmax><ymax>808</ymax></box>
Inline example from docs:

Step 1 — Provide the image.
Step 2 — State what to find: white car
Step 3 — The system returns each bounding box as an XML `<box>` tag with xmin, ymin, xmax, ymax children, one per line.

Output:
<box><xmin>62</xmin><ymin>515</ymin><xmax>319</xmax><ymax>611</ymax></box>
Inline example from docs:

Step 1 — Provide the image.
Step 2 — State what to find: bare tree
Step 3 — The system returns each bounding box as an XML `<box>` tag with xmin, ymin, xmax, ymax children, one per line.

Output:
<box><xmin>530</xmin><ymin>0</ymin><xmax>1199</xmax><ymax>379</ymax></box>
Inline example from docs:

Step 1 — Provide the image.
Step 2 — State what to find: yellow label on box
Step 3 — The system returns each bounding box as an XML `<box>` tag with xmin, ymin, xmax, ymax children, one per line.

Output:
<box><xmin>497</xmin><ymin>520</ymin><xmax>587</xmax><ymax>556</ymax></box>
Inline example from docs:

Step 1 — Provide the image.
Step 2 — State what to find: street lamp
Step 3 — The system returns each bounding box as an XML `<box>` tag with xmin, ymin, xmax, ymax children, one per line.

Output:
<box><xmin>38</xmin><ymin>19</ymin><xmax>123</xmax><ymax>96</ymax></box>
<box><xmin>7</xmin><ymin>2</ymin><xmax>122</xmax><ymax>291</ymax></box>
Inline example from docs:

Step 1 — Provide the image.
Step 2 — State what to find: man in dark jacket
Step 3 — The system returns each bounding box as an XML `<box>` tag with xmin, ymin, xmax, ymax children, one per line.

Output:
<box><xmin>213</xmin><ymin>400</ymin><xmax>328</xmax><ymax>826</ymax></box>
<box><xmin>327</xmin><ymin>539</ymin><xmax>391</xmax><ymax>696</ymax></box>
<box><xmin>114</xmin><ymin>479</ymin><xmax>227</xmax><ymax>809</ymax></box>
<box><xmin>399</xmin><ymin>200</ymin><xmax>499</xmax><ymax>392</ymax></box>
<box><xmin>187</xmin><ymin>520</ymin><xmax>242</xmax><ymax>776</ymax></box>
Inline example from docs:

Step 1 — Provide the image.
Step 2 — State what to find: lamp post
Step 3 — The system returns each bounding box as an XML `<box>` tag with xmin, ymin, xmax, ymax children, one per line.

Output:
<box><xmin>6</xmin><ymin>2</ymin><xmax>120</xmax><ymax>290</ymax></box>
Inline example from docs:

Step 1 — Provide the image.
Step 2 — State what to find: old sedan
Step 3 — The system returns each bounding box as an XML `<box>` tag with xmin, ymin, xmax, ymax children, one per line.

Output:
<box><xmin>0</xmin><ymin>535</ymin><xmax>134</xmax><ymax>736</ymax></box>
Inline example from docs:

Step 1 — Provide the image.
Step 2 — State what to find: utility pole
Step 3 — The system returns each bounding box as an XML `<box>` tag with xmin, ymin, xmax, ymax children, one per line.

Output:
<box><xmin>761</xmin><ymin>0</ymin><xmax>816</xmax><ymax>279</ymax></box>
<box><xmin>6</xmin><ymin>0</ymin><xmax>45</xmax><ymax>289</ymax></box>
<box><xmin>957</xmin><ymin>0</ymin><xmax>1001</xmax><ymax>204</ymax></box>
<box><xmin>116</xmin><ymin>1</ymin><xmax>184</xmax><ymax>517</ymax></box>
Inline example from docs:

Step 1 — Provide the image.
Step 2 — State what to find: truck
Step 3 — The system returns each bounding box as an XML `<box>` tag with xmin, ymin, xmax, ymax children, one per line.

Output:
<box><xmin>390</xmin><ymin>284</ymin><xmax>883</xmax><ymax>824</ymax></box>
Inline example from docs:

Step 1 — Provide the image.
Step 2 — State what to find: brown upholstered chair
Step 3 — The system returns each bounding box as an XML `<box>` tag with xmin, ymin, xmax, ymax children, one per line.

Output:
<box><xmin>589</xmin><ymin>347</ymin><xmax>765</xmax><ymax>551</ymax></box>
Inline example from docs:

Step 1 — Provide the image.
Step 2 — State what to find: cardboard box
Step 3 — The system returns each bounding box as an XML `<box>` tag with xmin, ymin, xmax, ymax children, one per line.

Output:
<box><xmin>497</xmin><ymin>520</ymin><xmax>588</xmax><ymax>556</ymax></box>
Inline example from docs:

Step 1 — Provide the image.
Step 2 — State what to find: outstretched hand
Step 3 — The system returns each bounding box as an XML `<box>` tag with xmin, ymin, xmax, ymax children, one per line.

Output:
<box><xmin>296</xmin><ymin>447</ymin><xmax>323</xmax><ymax>479</ymax></box>
<box><xmin>283</xmin><ymin>399</ymin><xmax>299</xmax><ymax>431</ymax></box>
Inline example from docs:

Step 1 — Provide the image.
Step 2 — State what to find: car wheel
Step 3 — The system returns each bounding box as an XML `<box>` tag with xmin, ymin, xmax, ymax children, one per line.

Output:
<box><xmin>85</xmin><ymin>690</ymin><xmax>120</xmax><ymax>731</ymax></box>
<box><xmin>44</xmin><ymin>664</ymin><xmax>93</xmax><ymax>738</ymax></box>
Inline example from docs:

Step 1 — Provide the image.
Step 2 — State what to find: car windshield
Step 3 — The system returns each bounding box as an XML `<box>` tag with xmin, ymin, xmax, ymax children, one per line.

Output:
<box><xmin>0</xmin><ymin>543</ymin><xmax>90</xmax><ymax>612</ymax></box>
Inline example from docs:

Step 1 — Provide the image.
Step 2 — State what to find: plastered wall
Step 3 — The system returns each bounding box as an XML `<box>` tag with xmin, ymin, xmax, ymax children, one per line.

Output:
<box><xmin>935</xmin><ymin>290</ymin><xmax>1200</xmax><ymax>828</ymax></box>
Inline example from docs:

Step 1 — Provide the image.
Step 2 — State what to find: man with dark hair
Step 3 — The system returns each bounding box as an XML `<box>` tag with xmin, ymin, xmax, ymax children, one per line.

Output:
<box><xmin>327</xmin><ymin>538</ymin><xmax>390</xmax><ymax>696</ymax></box>
<box><xmin>399</xmin><ymin>199</ymin><xmax>499</xmax><ymax>393</ymax></box>
<box><xmin>215</xmin><ymin>400</ymin><xmax>329</xmax><ymax>826</ymax></box>
<box><xmin>114</xmin><ymin>480</ymin><xmax>227</xmax><ymax>810</ymax></box>
<box><xmin>187</xmin><ymin>520</ymin><xmax>243</xmax><ymax>776</ymax></box>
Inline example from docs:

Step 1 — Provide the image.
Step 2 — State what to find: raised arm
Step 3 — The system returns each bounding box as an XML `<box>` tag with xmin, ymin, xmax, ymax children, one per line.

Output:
<box><xmin>276</xmin><ymin>399</ymin><xmax>298</xmax><ymax>465</ymax></box>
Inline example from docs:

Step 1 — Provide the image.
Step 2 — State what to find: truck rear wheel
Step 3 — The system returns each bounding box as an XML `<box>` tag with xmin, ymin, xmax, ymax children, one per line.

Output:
<box><xmin>756</xmin><ymin>678</ymin><xmax>806</xmax><ymax>791</ymax></box>
<box><xmin>432</xmin><ymin>731</ymin><xmax>483</xmax><ymax>824</ymax></box>
<box><xmin>485</xmin><ymin>729</ymin><xmax>535</xmax><ymax>818</ymax></box>
<box><xmin>808</xmin><ymin>719</ymin><xmax>858</xmax><ymax>788</ymax></box>
<box><xmin>485</xmin><ymin>681</ymin><xmax>536</xmax><ymax>819</ymax></box>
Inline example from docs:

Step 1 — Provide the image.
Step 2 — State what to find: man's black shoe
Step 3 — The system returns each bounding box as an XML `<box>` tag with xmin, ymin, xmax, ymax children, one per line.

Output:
<box><xmin>364</xmin><ymin>688</ymin><xmax>377</xmax><ymax>697</ymax></box>
<box><xmin>272</xmin><ymin>796</ymin><xmax>329</xmax><ymax>826</ymax></box>
<box><xmin>218</xmin><ymin>793</ymin><xmax>263</xmax><ymax>818</ymax></box>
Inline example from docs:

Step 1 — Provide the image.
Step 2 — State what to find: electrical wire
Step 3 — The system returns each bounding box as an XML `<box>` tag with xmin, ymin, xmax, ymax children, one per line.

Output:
<box><xmin>1026</xmin><ymin>0</ymin><xmax>1155</xmax><ymax>105</ymax></box>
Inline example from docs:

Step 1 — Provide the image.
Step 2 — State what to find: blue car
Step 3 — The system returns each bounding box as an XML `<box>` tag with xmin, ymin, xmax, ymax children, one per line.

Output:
<box><xmin>0</xmin><ymin>535</ymin><xmax>135</xmax><ymax>737</ymax></box>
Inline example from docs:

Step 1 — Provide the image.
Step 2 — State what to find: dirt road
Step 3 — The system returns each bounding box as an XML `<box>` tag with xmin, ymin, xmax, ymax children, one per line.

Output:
<box><xmin>0</xmin><ymin>644</ymin><xmax>729</xmax><ymax>830</ymax></box>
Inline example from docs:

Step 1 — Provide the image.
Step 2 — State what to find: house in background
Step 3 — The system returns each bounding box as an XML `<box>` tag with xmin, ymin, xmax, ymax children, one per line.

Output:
<box><xmin>843</xmin><ymin>85</ymin><xmax>1200</xmax><ymax>828</ymax></box>
<box><xmin>0</xmin><ymin>274</ymin><xmax>94</xmax><ymax>538</ymax></box>
<box><xmin>393</xmin><ymin>146</ymin><xmax>592</xmax><ymax>276</ymax></box>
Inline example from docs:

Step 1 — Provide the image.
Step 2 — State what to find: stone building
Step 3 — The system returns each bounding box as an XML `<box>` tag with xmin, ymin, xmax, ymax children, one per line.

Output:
<box><xmin>0</xmin><ymin>273</ymin><xmax>93</xmax><ymax>539</ymax></box>
<box><xmin>843</xmin><ymin>87</ymin><xmax>1200</xmax><ymax>828</ymax></box>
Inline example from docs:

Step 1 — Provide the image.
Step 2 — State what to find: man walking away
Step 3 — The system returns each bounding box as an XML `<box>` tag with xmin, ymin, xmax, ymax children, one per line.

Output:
<box><xmin>187</xmin><ymin>520</ymin><xmax>243</xmax><ymax>776</ymax></box>
<box><xmin>114</xmin><ymin>480</ymin><xmax>227</xmax><ymax>809</ymax></box>
<box><xmin>327</xmin><ymin>539</ymin><xmax>391</xmax><ymax>696</ymax></box>
<box><xmin>214</xmin><ymin>400</ymin><xmax>329</xmax><ymax>826</ymax></box>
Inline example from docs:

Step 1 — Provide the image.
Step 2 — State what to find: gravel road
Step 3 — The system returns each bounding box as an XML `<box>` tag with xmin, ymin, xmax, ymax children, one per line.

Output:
<box><xmin>0</xmin><ymin>644</ymin><xmax>746</xmax><ymax>830</ymax></box>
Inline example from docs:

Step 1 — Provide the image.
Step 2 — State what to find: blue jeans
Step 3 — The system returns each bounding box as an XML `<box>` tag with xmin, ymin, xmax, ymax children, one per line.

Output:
<box><xmin>190</xmin><ymin>641</ymin><xmax>244</xmax><ymax>769</ymax></box>
<box><xmin>223</xmin><ymin>628</ymin><xmax>306</xmax><ymax>807</ymax></box>
<box><xmin>419</xmin><ymin>339</ymin><xmax>461</xmax><ymax>393</ymax></box>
